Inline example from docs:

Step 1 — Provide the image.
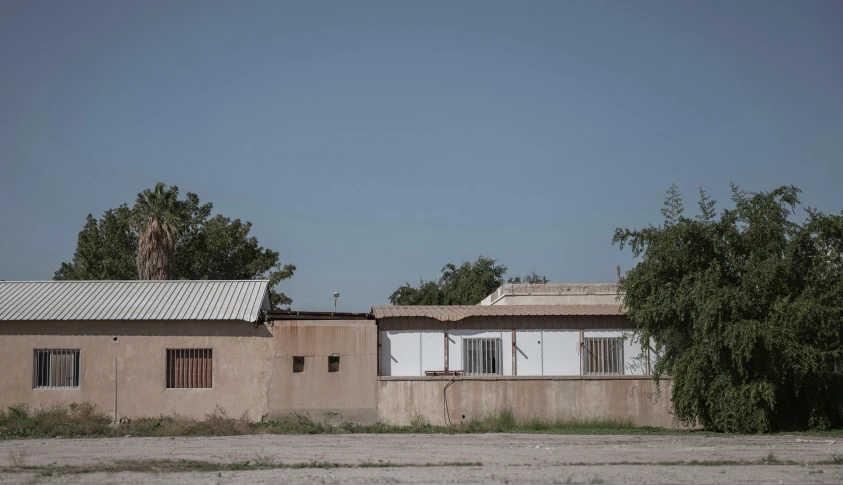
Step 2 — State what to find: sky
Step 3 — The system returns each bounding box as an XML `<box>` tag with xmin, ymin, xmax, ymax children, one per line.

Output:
<box><xmin>1</xmin><ymin>1</ymin><xmax>841</xmax><ymax>312</ymax></box>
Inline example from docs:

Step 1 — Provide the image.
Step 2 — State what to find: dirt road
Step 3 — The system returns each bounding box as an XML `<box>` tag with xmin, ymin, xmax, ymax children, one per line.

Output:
<box><xmin>1</xmin><ymin>433</ymin><xmax>841</xmax><ymax>484</ymax></box>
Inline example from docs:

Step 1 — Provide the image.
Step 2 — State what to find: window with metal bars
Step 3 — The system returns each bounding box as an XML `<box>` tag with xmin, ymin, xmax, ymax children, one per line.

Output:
<box><xmin>33</xmin><ymin>349</ymin><xmax>80</xmax><ymax>389</ymax></box>
<box><xmin>166</xmin><ymin>349</ymin><xmax>213</xmax><ymax>389</ymax></box>
<box><xmin>462</xmin><ymin>338</ymin><xmax>502</xmax><ymax>375</ymax></box>
<box><xmin>584</xmin><ymin>337</ymin><xmax>624</xmax><ymax>375</ymax></box>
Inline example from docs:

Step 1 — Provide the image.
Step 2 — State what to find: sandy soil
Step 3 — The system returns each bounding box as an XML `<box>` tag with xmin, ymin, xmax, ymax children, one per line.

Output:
<box><xmin>1</xmin><ymin>433</ymin><xmax>841</xmax><ymax>484</ymax></box>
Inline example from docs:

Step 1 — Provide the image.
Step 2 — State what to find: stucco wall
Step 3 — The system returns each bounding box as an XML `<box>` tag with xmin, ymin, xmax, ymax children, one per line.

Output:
<box><xmin>377</xmin><ymin>376</ymin><xmax>676</xmax><ymax>428</ymax></box>
<box><xmin>0</xmin><ymin>321</ymin><xmax>274</xmax><ymax>421</ymax></box>
<box><xmin>267</xmin><ymin>320</ymin><xmax>378</xmax><ymax>423</ymax></box>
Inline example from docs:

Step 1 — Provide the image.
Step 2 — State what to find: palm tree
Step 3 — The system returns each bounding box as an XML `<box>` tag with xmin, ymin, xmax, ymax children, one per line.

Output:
<box><xmin>132</xmin><ymin>182</ymin><xmax>182</xmax><ymax>280</ymax></box>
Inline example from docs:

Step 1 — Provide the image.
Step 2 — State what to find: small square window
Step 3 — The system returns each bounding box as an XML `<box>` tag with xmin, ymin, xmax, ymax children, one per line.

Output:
<box><xmin>328</xmin><ymin>355</ymin><xmax>340</xmax><ymax>373</ymax></box>
<box><xmin>293</xmin><ymin>356</ymin><xmax>305</xmax><ymax>373</ymax></box>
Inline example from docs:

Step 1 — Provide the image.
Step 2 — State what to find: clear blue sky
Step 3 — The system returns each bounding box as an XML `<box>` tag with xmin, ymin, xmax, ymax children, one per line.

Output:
<box><xmin>1</xmin><ymin>1</ymin><xmax>841</xmax><ymax>311</ymax></box>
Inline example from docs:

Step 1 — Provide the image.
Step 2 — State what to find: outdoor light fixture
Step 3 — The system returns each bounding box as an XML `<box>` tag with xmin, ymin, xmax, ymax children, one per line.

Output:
<box><xmin>333</xmin><ymin>292</ymin><xmax>340</xmax><ymax>314</ymax></box>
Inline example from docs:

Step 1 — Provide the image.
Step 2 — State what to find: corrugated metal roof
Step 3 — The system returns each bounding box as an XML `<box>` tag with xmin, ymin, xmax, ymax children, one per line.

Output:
<box><xmin>370</xmin><ymin>304</ymin><xmax>624</xmax><ymax>321</ymax></box>
<box><xmin>0</xmin><ymin>280</ymin><xmax>270</xmax><ymax>322</ymax></box>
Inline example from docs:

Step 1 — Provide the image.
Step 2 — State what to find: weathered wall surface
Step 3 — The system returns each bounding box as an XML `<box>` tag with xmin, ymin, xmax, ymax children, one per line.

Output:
<box><xmin>267</xmin><ymin>320</ymin><xmax>378</xmax><ymax>423</ymax></box>
<box><xmin>0</xmin><ymin>321</ymin><xmax>274</xmax><ymax>421</ymax></box>
<box><xmin>377</xmin><ymin>376</ymin><xmax>676</xmax><ymax>428</ymax></box>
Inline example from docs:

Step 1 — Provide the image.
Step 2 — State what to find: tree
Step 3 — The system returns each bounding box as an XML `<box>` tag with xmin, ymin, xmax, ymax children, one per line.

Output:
<box><xmin>613</xmin><ymin>184</ymin><xmax>843</xmax><ymax>432</ymax></box>
<box><xmin>55</xmin><ymin>185</ymin><xmax>296</xmax><ymax>307</ymax></box>
<box><xmin>132</xmin><ymin>182</ymin><xmax>182</xmax><ymax>280</ymax></box>
<box><xmin>507</xmin><ymin>271</ymin><xmax>549</xmax><ymax>284</ymax></box>
<box><xmin>389</xmin><ymin>255</ymin><xmax>507</xmax><ymax>305</ymax></box>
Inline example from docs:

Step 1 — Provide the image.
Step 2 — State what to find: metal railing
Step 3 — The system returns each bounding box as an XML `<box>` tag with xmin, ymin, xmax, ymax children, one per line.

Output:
<box><xmin>462</xmin><ymin>338</ymin><xmax>502</xmax><ymax>375</ymax></box>
<box><xmin>33</xmin><ymin>349</ymin><xmax>80</xmax><ymax>389</ymax></box>
<box><xmin>584</xmin><ymin>337</ymin><xmax>624</xmax><ymax>375</ymax></box>
<box><xmin>166</xmin><ymin>349</ymin><xmax>213</xmax><ymax>389</ymax></box>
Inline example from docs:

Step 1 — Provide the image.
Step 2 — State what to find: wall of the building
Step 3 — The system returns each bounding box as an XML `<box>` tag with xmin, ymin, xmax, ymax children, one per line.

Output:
<box><xmin>0</xmin><ymin>318</ymin><xmax>378</xmax><ymax>423</ymax></box>
<box><xmin>378</xmin><ymin>376</ymin><xmax>676</xmax><ymax>427</ymax></box>
<box><xmin>378</xmin><ymin>316</ymin><xmax>649</xmax><ymax>377</ymax></box>
<box><xmin>0</xmin><ymin>321</ymin><xmax>274</xmax><ymax>421</ymax></box>
<box><xmin>267</xmin><ymin>320</ymin><xmax>378</xmax><ymax>423</ymax></box>
<box><xmin>479</xmin><ymin>283</ymin><xmax>620</xmax><ymax>306</ymax></box>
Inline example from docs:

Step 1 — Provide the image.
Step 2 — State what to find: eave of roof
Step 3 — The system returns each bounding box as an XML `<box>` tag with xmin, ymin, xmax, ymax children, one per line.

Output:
<box><xmin>370</xmin><ymin>304</ymin><xmax>625</xmax><ymax>322</ymax></box>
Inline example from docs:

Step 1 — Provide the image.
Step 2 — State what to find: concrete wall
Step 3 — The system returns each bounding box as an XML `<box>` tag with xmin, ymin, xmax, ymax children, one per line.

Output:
<box><xmin>479</xmin><ymin>283</ymin><xmax>620</xmax><ymax>306</ymax></box>
<box><xmin>378</xmin><ymin>376</ymin><xmax>675</xmax><ymax>428</ymax></box>
<box><xmin>267</xmin><ymin>320</ymin><xmax>378</xmax><ymax>423</ymax></box>
<box><xmin>0</xmin><ymin>318</ymin><xmax>378</xmax><ymax>423</ymax></box>
<box><xmin>0</xmin><ymin>321</ymin><xmax>274</xmax><ymax>421</ymax></box>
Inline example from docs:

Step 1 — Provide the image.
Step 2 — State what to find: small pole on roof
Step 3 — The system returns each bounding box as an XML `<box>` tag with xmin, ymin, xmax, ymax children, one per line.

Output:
<box><xmin>333</xmin><ymin>292</ymin><xmax>340</xmax><ymax>315</ymax></box>
<box><xmin>616</xmin><ymin>265</ymin><xmax>621</xmax><ymax>282</ymax></box>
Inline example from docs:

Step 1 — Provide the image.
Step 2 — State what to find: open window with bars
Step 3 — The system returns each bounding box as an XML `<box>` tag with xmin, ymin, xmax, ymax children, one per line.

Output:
<box><xmin>584</xmin><ymin>337</ymin><xmax>624</xmax><ymax>375</ymax></box>
<box><xmin>33</xmin><ymin>349</ymin><xmax>80</xmax><ymax>389</ymax></box>
<box><xmin>166</xmin><ymin>349</ymin><xmax>213</xmax><ymax>389</ymax></box>
<box><xmin>462</xmin><ymin>338</ymin><xmax>502</xmax><ymax>375</ymax></box>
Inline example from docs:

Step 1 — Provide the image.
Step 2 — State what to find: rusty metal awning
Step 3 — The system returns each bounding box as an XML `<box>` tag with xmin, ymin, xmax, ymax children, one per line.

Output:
<box><xmin>370</xmin><ymin>304</ymin><xmax>624</xmax><ymax>322</ymax></box>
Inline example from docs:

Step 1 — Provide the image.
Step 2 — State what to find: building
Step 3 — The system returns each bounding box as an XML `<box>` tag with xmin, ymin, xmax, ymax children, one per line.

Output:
<box><xmin>0</xmin><ymin>280</ymin><xmax>376</xmax><ymax>422</ymax></box>
<box><xmin>0</xmin><ymin>280</ymin><xmax>672</xmax><ymax>427</ymax></box>
<box><xmin>374</xmin><ymin>302</ymin><xmax>670</xmax><ymax>427</ymax></box>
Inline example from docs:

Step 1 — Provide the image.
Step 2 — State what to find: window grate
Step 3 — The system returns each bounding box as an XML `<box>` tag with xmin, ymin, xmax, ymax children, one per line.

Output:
<box><xmin>33</xmin><ymin>349</ymin><xmax>80</xmax><ymax>389</ymax></box>
<box><xmin>166</xmin><ymin>349</ymin><xmax>213</xmax><ymax>389</ymax></box>
<box><xmin>584</xmin><ymin>337</ymin><xmax>624</xmax><ymax>375</ymax></box>
<box><xmin>293</xmin><ymin>356</ymin><xmax>305</xmax><ymax>373</ymax></box>
<box><xmin>462</xmin><ymin>338</ymin><xmax>502</xmax><ymax>375</ymax></box>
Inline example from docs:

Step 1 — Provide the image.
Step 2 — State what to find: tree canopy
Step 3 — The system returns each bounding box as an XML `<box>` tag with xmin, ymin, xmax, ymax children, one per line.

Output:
<box><xmin>614</xmin><ymin>184</ymin><xmax>843</xmax><ymax>432</ymax></box>
<box><xmin>389</xmin><ymin>255</ymin><xmax>508</xmax><ymax>305</ymax></box>
<box><xmin>55</xmin><ymin>186</ymin><xmax>296</xmax><ymax>307</ymax></box>
<box><xmin>132</xmin><ymin>182</ymin><xmax>181</xmax><ymax>280</ymax></box>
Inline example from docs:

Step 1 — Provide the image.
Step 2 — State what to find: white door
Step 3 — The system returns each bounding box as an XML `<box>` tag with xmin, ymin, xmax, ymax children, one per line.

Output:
<box><xmin>515</xmin><ymin>330</ymin><xmax>543</xmax><ymax>376</ymax></box>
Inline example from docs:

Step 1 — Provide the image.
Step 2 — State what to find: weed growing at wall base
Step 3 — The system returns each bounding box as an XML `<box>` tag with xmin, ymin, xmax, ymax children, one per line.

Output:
<box><xmin>3</xmin><ymin>403</ymin><xmax>842</xmax><ymax>439</ymax></box>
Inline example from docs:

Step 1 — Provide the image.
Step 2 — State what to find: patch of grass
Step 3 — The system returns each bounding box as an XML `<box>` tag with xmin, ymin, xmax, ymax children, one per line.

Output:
<box><xmin>0</xmin><ymin>458</ymin><xmax>483</xmax><ymax>476</ymax></box>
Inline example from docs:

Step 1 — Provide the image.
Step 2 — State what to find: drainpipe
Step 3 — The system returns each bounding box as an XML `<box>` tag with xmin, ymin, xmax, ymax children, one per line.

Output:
<box><xmin>112</xmin><ymin>336</ymin><xmax>119</xmax><ymax>423</ymax></box>
<box><xmin>444</xmin><ymin>331</ymin><xmax>449</xmax><ymax>372</ymax></box>
<box><xmin>511</xmin><ymin>330</ymin><xmax>516</xmax><ymax>376</ymax></box>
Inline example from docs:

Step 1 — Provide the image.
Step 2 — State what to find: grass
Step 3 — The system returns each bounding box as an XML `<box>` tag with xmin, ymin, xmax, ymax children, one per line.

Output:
<box><xmin>0</xmin><ymin>458</ymin><xmax>483</xmax><ymax>476</ymax></box>
<box><xmin>0</xmin><ymin>403</ymin><xmax>675</xmax><ymax>440</ymax></box>
<box><xmin>3</xmin><ymin>403</ymin><xmax>843</xmax><ymax>440</ymax></box>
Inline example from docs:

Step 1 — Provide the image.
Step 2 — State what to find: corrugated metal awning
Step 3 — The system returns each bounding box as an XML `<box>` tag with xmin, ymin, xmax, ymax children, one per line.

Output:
<box><xmin>370</xmin><ymin>304</ymin><xmax>624</xmax><ymax>322</ymax></box>
<box><xmin>0</xmin><ymin>280</ymin><xmax>270</xmax><ymax>322</ymax></box>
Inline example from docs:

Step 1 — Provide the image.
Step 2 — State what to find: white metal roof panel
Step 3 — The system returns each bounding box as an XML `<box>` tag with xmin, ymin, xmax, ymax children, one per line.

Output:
<box><xmin>0</xmin><ymin>280</ymin><xmax>270</xmax><ymax>322</ymax></box>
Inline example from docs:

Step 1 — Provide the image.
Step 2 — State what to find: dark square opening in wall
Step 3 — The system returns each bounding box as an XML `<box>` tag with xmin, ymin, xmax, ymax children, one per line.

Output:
<box><xmin>293</xmin><ymin>356</ymin><xmax>305</xmax><ymax>373</ymax></box>
<box><xmin>328</xmin><ymin>355</ymin><xmax>340</xmax><ymax>373</ymax></box>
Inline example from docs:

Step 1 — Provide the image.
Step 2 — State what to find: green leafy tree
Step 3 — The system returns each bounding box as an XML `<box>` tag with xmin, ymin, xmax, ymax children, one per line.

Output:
<box><xmin>55</xmin><ymin>185</ymin><xmax>295</xmax><ymax>307</ymax></box>
<box><xmin>614</xmin><ymin>184</ymin><xmax>843</xmax><ymax>432</ymax></box>
<box><xmin>389</xmin><ymin>255</ymin><xmax>507</xmax><ymax>305</ymax></box>
<box><xmin>507</xmin><ymin>271</ymin><xmax>549</xmax><ymax>284</ymax></box>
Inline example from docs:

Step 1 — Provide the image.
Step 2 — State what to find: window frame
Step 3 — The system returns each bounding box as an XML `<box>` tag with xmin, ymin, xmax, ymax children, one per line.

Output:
<box><xmin>462</xmin><ymin>337</ymin><xmax>503</xmax><ymax>376</ymax></box>
<box><xmin>293</xmin><ymin>356</ymin><xmax>305</xmax><ymax>373</ymax></box>
<box><xmin>165</xmin><ymin>348</ymin><xmax>214</xmax><ymax>389</ymax></box>
<box><xmin>328</xmin><ymin>355</ymin><xmax>340</xmax><ymax>373</ymax></box>
<box><xmin>583</xmin><ymin>337</ymin><xmax>625</xmax><ymax>375</ymax></box>
<box><xmin>33</xmin><ymin>349</ymin><xmax>81</xmax><ymax>390</ymax></box>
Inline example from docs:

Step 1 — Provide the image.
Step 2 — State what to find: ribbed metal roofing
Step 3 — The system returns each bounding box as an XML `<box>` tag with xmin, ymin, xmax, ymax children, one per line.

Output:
<box><xmin>0</xmin><ymin>280</ymin><xmax>270</xmax><ymax>322</ymax></box>
<box><xmin>371</xmin><ymin>304</ymin><xmax>624</xmax><ymax>321</ymax></box>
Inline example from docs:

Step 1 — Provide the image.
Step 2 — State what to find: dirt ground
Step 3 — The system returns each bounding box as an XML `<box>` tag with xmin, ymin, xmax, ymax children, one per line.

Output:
<box><xmin>1</xmin><ymin>433</ymin><xmax>842</xmax><ymax>484</ymax></box>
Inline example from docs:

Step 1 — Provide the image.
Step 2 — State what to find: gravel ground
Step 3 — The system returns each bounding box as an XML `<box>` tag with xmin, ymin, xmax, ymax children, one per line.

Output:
<box><xmin>1</xmin><ymin>433</ymin><xmax>841</xmax><ymax>484</ymax></box>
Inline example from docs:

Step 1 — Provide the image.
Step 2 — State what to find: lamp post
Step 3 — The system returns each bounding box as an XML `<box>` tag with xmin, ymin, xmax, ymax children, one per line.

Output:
<box><xmin>333</xmin><ymin>292</ymin><xmax>340</xmax><ymax>315</ymax></box>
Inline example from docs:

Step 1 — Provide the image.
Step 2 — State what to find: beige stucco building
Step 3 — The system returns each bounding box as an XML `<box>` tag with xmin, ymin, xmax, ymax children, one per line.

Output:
<box><xmin>0</xmin><ymin>280</ymin><xmax>672</xmax><ymax>427</ymax></box>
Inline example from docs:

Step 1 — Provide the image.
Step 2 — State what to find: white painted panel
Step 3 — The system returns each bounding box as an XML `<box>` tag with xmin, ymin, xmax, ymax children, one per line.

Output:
<box><xmin>542</xmin><ymin>330</ymin><xmax>581</xmax><ymax>376</ymax></box>
<box><xmin>382</xmin><ymin>331</ymin><xmax>421</xmax><ymax>376</ymax></box>
<box><xmin>623</xmin><ymin>331</ymin><xmax>645</xmax><ymax>375</ymax></box>
<box><xmin>421</xmin><ymin>331</ymin><xmax>446</xmax><ymax>373</ymax></box>
<box><xmin>515</xmin><ymin>330</ymin><xmax>543</xmax><ymax>376</ymax></box>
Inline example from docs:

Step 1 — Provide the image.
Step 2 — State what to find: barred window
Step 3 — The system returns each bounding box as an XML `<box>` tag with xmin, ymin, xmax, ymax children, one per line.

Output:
<box><xmin>584</xmin><ymin>337</ymin><xmax>624</xmax><ymax>375</ymax></box>
<box><xmin>166</xmin><ymin>349</ymin><xmax>213</xmax><ymax>389</ymax></box>
<box><xmin>462</xmin><ymin>338</ymin><xmax>502</xmax><ymax>375</ymax></box>
<box><xmin>33</xmin><ymin>349</ymin><xmax>80</xmax><ymax>389</ymax></box>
